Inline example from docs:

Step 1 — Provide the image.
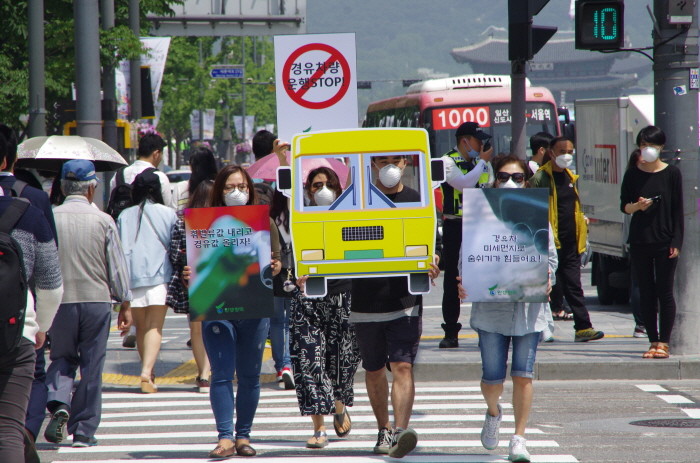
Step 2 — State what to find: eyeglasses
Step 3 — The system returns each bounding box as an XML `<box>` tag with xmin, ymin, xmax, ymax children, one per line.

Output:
<box><xmin>496</xmin><ymin>172</ymin><xmax>525</xmax><ymax>183</ymax></box>
<box><xmin>311</xmin><ymin>181</ymin><xmax>336</xmax><ymax>190</ymax></box>
<box><xmin>223</xmin><ymin>183</ymin><xmax>249</xmax><ymax>193</ymax></box>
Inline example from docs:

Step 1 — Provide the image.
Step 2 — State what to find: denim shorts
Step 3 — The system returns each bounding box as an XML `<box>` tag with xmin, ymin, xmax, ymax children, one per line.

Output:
<box><xmin>476</xmin><ymin>329</ymin><xmax>540</xmax><ymax>384</ymax></box>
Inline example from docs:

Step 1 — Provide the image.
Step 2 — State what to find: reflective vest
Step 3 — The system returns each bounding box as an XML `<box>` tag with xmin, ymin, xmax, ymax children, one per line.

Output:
<box><xmin>440</xmin><ymin>149</ymin><xmax>490</xmax><ymax>217</ymax></box>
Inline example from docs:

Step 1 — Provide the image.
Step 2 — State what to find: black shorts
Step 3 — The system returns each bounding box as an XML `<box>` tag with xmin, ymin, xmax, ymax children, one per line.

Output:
<box><xmin>353</xmin><ymin>316</ymin><xmax>422</xmax><ymax>372</ymax></box>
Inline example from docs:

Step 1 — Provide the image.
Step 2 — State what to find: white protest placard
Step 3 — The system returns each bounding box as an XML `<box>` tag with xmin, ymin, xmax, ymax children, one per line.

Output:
<box><xmin>460</xmin><ymin>188</ymin><xmax>550</xmax><ymax>303</ymax></box>
<box><xmin>274</xmin><ymin>33</ymin><xmax>358</xmax><ymax>141</ymax></box>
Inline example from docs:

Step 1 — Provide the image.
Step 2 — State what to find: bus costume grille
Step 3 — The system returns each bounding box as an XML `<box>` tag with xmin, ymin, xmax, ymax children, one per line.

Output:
<box><xmin>342</xmin><ymin>226</ymin><xmax>384</xmax><ymax>241</ymax></box>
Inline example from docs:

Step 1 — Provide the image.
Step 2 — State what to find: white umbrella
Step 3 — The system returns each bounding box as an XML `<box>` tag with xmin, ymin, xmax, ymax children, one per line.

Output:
<box><xmin>16</xmin><ymin>135</ymin><xmax>128</xmax><ymax>172</ymax></box>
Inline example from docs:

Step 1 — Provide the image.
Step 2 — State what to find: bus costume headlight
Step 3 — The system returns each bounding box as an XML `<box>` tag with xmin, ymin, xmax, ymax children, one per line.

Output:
<box><xmin>301</xmin><ymin>249</ymin><xmax>324</xmax><ymax>260</ymax></box>
<box><xmin>405</xmin><ymin>245</ymin><xmax>428</xmax><ymax>257</ymax></box>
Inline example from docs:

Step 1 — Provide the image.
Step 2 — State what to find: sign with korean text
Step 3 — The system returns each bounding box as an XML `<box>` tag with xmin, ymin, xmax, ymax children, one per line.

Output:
<box><xmin>274</xmin><ymin>33</ymin><xmax>358</xmax><ymax>141</ymax></box>
<box><xmin>210</xmin><ymin>65</ymin><xmax>244</xmax><ymax>79</ymax></box>
<box><xmin>460</xmin><ymin>188</ymin><xmax>549</xmax><ymax>303</ymax></box>
<box><xmin>184</xmin><ymin>205</ymin><xmax>274</xmax><ymax>320</ymax></box>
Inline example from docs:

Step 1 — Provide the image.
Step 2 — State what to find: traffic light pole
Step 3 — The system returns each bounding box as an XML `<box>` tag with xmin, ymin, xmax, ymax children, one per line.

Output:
<box><xmin>511</xmin><ymin>60</ymin><xmax>527</xmax><ymax>159</ymax></box>
<box><xmin>653</xmin><ymin>1</ymin><xmax>700</xmax><ymax>355</ymax></box>
<box><xmin>74</xmin><ymin>0</ymin><xmax>102</xmax><ymax>139</ymax></box>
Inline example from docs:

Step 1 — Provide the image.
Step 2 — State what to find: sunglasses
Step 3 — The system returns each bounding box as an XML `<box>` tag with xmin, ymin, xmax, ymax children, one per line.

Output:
<box><xmin>311</xmin><ymin>181</ymin><xmax>336</xmax><ymax>190</ymax></box>
<box><xmin>496</xmin><ymin>172</ymin><xmax>525</xmax><ymax>183</ymax></box>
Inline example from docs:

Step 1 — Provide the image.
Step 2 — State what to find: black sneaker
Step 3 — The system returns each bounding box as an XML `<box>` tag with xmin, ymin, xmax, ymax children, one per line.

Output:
<box><xmin>388</xmin><ymin>427</ymin><xmax>418</xmax><ymax>458</ymax></box>
<box><xmin>438</xmin><ymin>336</ymin><xmax>458</xmax><ymax>348</ymax></box>
<box><xmin>373</xmin><ymin>427</ymin><xmax>394</xmax><ymax>454</ymax></box>
<box><xmin>72</xmin><ymin>434</ymin><xmax>98</xmax><ymax>447</ymax></box>
<box><xmin>44</xmin><ymin>408</ymin><xmax>70</xmax><ymax>443</ymax></box>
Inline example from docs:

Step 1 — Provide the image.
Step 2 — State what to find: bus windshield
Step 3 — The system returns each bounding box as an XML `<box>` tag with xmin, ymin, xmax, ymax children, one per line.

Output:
<box><xmin>294</xmin><ymin>152</ymin><xmax>427</xmax><ymax>212</ymax></box>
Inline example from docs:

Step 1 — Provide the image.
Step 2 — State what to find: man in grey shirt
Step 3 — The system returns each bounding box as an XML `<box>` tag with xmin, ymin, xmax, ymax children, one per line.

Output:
<box><xmin>43</xmin><ymin>160</ymin><xmax>132</xmax><ymax>447</ymax></box>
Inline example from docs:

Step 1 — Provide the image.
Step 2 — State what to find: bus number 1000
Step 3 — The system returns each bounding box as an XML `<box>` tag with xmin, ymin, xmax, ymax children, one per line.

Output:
<box><xmin>433</xmin><ymin>106</ymin><xmax>490</xmax><ymax>130</ymax></box>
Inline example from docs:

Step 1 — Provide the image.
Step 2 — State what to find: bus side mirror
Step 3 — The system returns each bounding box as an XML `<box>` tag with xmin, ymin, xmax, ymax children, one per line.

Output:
<box><xmin>431</xmin><ymin>159</ymin><xmax>446</xmax><ymax>183</ymax></box>
<box><xmin>277</xmin><ymin>167</ymin><xmax>292</xmax><ymax>198</ymax></box>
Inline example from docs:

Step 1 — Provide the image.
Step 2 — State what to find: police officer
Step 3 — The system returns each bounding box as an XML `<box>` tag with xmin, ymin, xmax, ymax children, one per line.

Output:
<box><xmin>439</xmin><ymin>122</ymin><xmax>493</xmax><ymax>348</ymax></box>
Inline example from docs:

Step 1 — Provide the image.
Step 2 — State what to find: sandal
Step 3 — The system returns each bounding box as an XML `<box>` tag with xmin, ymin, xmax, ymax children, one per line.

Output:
<box><xmin>306</xmin><ymin>430</ymin><xmax>328</xmax><ymax>448</ymax></box>
<box><xmin>208</xmin><ymin>444</ymin><xmax>235</xmax><ymax>459</ymax></box>
<box><xmin>553</xmin><ymin>311</ymin><xmax>574</xmax><ymax>321</ymax></box>
<box><xmin>642</xmin><ymin>343</ymin><xmax>659</xmax><ymax>359</ymax></box>
<box><xmin>140</xmin><ymin>377</ymin><xmax>157</xmax><ymax>393</ymax></box>
<box><xmin>653</xmin><ymin>344</ymin><xmax>670</xmax><ymax>359</ymax></box>
<box><xmin>333</xmin><ymin>407</ymin><xmax>352</xmax><ymax>438</ymax></box>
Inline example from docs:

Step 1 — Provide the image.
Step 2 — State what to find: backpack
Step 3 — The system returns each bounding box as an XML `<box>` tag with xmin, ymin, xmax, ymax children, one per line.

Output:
<box><xmin>107</xmin><ymin>167</ymin><xmax>156</xmax><ymax>220</ymax></box>
<box><xmin>10</xmin><ymin>179</ymin><xmax>28</xmax><ymax>198</ymax></box>
<box><xmin>0</xmin><ymin>199</ymin><xmax>30</xmax><ymax>352</ymax></box>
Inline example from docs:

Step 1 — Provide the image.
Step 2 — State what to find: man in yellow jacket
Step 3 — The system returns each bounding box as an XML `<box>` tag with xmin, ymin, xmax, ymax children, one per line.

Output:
<box><xmin>529</xmin><ymin>137</ymin><xmax>604</xmax><ymax>342</ymax></box>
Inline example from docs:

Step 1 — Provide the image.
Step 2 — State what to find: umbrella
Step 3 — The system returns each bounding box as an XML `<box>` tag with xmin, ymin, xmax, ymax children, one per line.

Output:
<box><xmin>16</xmin><ymin>135</ymin><xmax>128</xmax><ymax>172</ymax></box>
<box><xmin>246</xmin><ymin>152</ymin><xmax>350</xmax><ymax>188</ymax></box>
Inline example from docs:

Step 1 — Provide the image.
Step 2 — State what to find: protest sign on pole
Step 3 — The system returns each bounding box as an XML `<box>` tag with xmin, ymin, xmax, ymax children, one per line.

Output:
<box><xmin>274</xmin><ymin>33</ymin><xmax>358</xmax><ymax>141</ymax></box>
<box><xmin>184</xmin><ymin>205</ymin><xmax>274</xmax><ymax>320</ymax></box>
<box><xmin>460</xmin><ymin>188</ymin><xmax>550</xmax><ymax>303</ymax></box>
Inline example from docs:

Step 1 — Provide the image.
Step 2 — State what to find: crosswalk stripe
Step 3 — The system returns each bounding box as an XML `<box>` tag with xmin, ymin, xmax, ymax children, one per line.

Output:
<box><xmin>58</xmin><ymin>440</ymin><xmax>560</xmax><ymax>453</ymax></box>
<box><xmin>100</xmin><ymin>393</ymin><xmax>488</xmax><ymax>404</ymax></box>
<box><xmin>101</xmin><ymin>401</ymin><xmax>510</xmax><ymax>412</ymax></box>
<box><xmin>91</xmin><ymin>427</ymin><xmax>545</xmax><ymax>439</ymax></box>
<box><xmin>54</xmin><ymin>456</ymin><xmax>578</xmax><ymax>463</ymax></box>
<box><xmin>97</xmin><ymin>414</ymin><xmax>518</xmax><ymax>428</ymax></box>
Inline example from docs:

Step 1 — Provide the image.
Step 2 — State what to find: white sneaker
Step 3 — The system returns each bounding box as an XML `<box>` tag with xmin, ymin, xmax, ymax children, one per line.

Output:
<box><xmin>480</xmin><ymin>404</ymin><xmax>502</xmax><ymax>450</ymax></box>
<box><xmin>508</xmin><ymin>435</ymin><xmax>530</xmax><ymax>462</ymax></box>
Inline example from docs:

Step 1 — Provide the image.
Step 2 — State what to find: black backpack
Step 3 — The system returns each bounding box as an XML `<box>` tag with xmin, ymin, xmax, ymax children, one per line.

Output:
<box><xmin>0</xmin><ymin>199</ymin><xmax>30</xmax><ymax>352</ymax></box>
<box><xmin>107</xmin><ymin>167</ymin><xmax>156</xmax><ymax>220</ymax></box>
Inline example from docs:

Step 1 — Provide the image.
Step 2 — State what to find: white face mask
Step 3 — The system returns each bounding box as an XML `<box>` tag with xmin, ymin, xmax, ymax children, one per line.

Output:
<box><xmin>377</xmin><ymin>164</ymin><xmax>403</xmax><ymax>188</ymax></box>
<box><xmin>224</xmin><ymin>189</ymin><xmax>249</xmax><ymax>206</ymax></box>
<box><xmin>641</xmin><ymin>146</ymin><xmax>660</xmax><ymax>163</ymax></box>
<box><xmin>497</xmin><ymin>178</ymin><xmax>523</xmax><ymax>189</ymax></box>
<box><xmin>313</xmin><ymin>186</ymin><xmax>336</xmax><ymax>206</ymax></box>
<box><xmin>555</xmin><ymin>154</ymin><xmax>574</xmax><ymax>169</ymax></box>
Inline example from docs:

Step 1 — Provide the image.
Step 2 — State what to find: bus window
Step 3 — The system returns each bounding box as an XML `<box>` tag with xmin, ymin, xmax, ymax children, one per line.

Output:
<box><xmin>365</xmin><ymin>153</ymin><xmax>424</xmax><ymax>209</ymax></box>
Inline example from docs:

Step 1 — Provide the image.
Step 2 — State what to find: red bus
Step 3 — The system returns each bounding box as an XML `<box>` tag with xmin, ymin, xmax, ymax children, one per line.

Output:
<box><xmin>363</xmin><ymin>74</ymin><xmax>561</xmax><ymax>159</ymax></box>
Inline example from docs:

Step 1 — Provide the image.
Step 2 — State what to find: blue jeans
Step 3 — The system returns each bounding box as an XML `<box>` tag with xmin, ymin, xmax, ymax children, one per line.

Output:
<box><xmin>270</xmin><ymin>297</ymin><xmax>292</xmax><ymax>372</ymax></box>
<box><xmin>477</xmin><ymin>329</ymin><xmax>540</xmax><ymax>384</ymax></box>
<box><xmin>202</xmin><ymin>318</ymin><xmax>269</xmax><ymax>441</ymax></box>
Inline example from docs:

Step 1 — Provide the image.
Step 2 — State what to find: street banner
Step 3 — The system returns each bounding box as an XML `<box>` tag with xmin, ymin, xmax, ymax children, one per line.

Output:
<box><xmin>233</xmin><ymin>115</ymin><xmax>256</xmax><ymax>141</ymax></box>
<box><xmin>184</xmin><ymin>205</ymin><xmax>274</xmax><ymax>321</ymax></box>
<box><xmin>117</xmin><ymin>37</ymin><xmax>171</xmax><ymax>121</ymax></box>
<box><xmin>190</xmin><ymin>109</ymin><xmax>216</xmax><ymax>140</ymax></box>
<box><xmin>274</xmin><ymin>33</ymin><xmax>358</xmax><ymax>141</ymax></box>
<box><xmin>460</xmin><ymin>188</ymin><xmax>550</xmax><ymax>303</ymax></box>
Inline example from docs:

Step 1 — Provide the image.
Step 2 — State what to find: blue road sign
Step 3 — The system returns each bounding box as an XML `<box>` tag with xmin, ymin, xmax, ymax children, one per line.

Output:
<box><xmin>210</xmin><ymin>66</ymin><xmax>244</xmax><ymax>79</ymax></box>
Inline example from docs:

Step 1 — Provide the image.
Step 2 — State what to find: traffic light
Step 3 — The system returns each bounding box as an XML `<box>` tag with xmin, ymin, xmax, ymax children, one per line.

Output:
<box><xmin>508</xmin><ymin>0</ymin><xmax>558</xmax><ymax>62</ymax></box>
<box><xmin>575</xmin><ymin>0</ymin><xmax>624</xmax><ymax>50</ymax></box>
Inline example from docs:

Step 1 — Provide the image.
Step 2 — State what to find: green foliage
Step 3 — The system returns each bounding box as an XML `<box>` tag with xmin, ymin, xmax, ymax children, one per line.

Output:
<box><xmin>0</xmin><ymin>0</ymin><xmax>178</xmax><ymax>136</ymax></box>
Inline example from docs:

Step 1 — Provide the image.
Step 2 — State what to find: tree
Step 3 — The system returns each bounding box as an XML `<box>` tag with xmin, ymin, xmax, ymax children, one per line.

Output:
<box><xmin>0</xmin><ymin>0</ymin><xmax>177</xmax><ymax>138</ymax></box>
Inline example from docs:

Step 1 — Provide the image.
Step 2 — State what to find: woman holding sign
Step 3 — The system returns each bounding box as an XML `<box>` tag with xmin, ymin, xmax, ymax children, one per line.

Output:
<box><xmin>458</xmin><ymin>155</ymin><xmax>558</xmax><ymax>463</ymax></box>
<box><xmin>197</xmin><ymin>165</ymin><xmax>280</xmax><ymax>458</ymax></box>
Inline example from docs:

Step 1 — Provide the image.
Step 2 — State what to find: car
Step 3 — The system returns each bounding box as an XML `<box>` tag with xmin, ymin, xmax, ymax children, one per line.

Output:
<box><xmin>166</xmin><ymin>169</ymin><xmax>191</xmax><ymax>183</ymax></box>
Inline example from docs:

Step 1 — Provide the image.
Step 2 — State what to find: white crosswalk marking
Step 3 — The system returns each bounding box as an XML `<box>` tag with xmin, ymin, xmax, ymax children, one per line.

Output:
<box><xmin>45</xmin><ymin>384</ymin><xmax>578</xmax><ymax>462</ymax></box>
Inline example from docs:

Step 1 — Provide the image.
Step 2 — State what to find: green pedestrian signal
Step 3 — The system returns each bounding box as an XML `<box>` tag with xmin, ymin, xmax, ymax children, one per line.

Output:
<box><xmin>575</xmin><ymin>0</ymin><xmax>625</xmax><ymax>50</ymax></box>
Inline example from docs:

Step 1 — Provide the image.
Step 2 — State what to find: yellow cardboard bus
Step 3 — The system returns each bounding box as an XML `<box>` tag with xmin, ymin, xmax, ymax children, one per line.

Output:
<box><xmin>277</xmin><ymin>128</ymin><xmax>444</xmax><ymax>297</ymax></box>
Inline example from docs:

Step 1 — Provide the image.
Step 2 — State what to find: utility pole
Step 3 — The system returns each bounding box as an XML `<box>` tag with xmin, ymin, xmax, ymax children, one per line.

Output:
<box><xmin>74</xmin><ymin>0</ymin><xmax>102</xmax><ymax>139</ymax></box>
<box><xmin>101</xmin><ymin>0</ymin><xmax>118</xmax><ymax>149</ymax></box>
<box><xmin>198</xmin><ymin>39</ymin><xmax>204</xmax><ymax>141</ymax></box>
<box><xmin>129</xmin><ymin>0</ymin><xmax>141</xmax><ymax>120</ymax></box>
<box><xmin>508</xmin><ymin>0</ymin><xmax>556</xmax><ymax>159</ymax></box>
<box><xmin>241</xmin><ymin>37</ymin><xmax>247</xmax><ymax>160</ymax></box>
<box><xmin>27</xmin><ymin>0</ymin><xmax>46</xmax><ymax>137</ymax></box>
<box><xmin>654</xmin><ymin>1</ymin><xmax>700</xmax><ymax>355</ymax></box>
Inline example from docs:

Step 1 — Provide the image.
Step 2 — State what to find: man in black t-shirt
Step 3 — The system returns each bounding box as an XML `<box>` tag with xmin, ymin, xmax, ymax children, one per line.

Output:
<box><xmin>530</xmin><ymin>138</ymin><xmax>604</xmax><ymax>342</ymax></box>
<box><xmin>350</xmin><ymin>154</ymin><xmax>440</xmax><ymax>458</ymax></box>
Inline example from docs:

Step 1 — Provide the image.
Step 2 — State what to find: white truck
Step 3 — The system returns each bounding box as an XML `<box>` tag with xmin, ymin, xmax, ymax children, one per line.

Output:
<box><xmin>574</xmin><ymin>95</ymin><xmax>654</xmax><ymax>305</ymax></box>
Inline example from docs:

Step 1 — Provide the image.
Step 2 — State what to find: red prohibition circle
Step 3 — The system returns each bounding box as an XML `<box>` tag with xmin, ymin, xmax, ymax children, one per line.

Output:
<box><xmin>282</xmin><ymin>43</ymin><xmax>351</xmax><ymax>110</ymax></box>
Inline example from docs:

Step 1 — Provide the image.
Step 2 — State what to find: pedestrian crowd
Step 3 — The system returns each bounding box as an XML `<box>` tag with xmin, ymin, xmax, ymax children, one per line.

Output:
<box><xmin>0</xmin><ymin>122</ymin><xmax>682</xmax><ymax>462</ymax></box>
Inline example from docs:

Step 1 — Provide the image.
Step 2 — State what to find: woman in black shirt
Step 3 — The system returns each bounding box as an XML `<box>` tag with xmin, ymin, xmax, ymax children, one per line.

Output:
<box><xmin>620</xmin><ymin>126</ymin><xmax>683</xmax><ymax>359</ymax></box>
